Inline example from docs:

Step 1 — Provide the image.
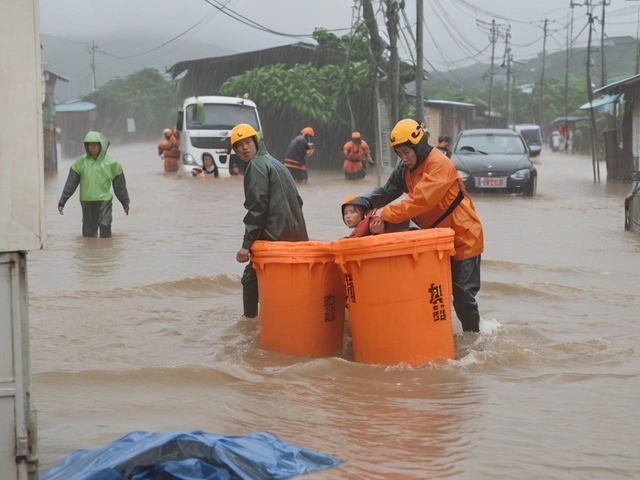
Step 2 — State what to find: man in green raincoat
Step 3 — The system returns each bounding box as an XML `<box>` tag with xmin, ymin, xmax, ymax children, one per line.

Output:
<box><xmin>231</xmin><ymin>123</ymin><xmax>308</xmax><ymax>318</ymax></box>
<box><xmin>58</xmin><ymin>131</ymin><xmax>130</xmax><ymax>238</ymax></box>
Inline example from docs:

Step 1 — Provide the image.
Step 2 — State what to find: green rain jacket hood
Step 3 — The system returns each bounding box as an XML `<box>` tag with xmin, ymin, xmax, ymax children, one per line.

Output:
<box><xmin>241</xmin><ymin>141</ymin><xmax>308</xmax><ymax>250</ymax></box>
<box><xmin>70</xmin><ymin>131</ymin><xmax>123</xmax><ymax>202</ymax></box>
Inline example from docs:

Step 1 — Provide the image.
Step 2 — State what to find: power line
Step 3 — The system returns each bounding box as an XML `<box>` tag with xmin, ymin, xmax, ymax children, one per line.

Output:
<box><xmin>449</xmin><ymin>0</ymin><xmax>537</xmax><ymax>26</ymax></box>
<box><xmin>202</xmin><ymin>0</ymin><xmax>350</xmax><ymax>38</ymax></box>
<box><xmin>101</xmin><ymin>10</ymin><xmax>220</xmax><ymax>60</ymax></box>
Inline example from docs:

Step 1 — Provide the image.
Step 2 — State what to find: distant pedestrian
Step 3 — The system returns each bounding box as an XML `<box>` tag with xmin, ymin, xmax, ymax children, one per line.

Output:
<box><xmin>284</xmin><ymin>127</ymin><xmax>315</xmax><ymax>183</ymax></box>
<box><xmin>58</xmin><ymin>131</ymin><xmax>130</xmax><ymax>238</ymax></box>
<box><xmin>158</xmin><ymin>128</ymin><xmax>180</xmax><ymax>172</ymax></box>
<box><xmin>436</xmin><ymin>135</ymin><xmax>452</xmax><ymax>158</ymax></box>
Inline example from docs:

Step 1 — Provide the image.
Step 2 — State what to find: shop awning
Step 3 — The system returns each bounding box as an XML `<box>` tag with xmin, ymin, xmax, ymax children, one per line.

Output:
<box><xmin>579</xmin><ymin>94</ymin><xmax>621</xmax><ymax>110</ymax></box>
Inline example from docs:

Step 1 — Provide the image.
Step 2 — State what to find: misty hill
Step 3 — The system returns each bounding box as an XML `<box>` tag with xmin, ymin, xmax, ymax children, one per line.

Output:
<box><xmin>432</xmin><ymin>35</ymin><xmax>639</xmax><ymax>90</ymax></box>
<box><xmin>41</xmin><ymin>33</ymin><xmax>237</xmax><ymax>102</ymax></box>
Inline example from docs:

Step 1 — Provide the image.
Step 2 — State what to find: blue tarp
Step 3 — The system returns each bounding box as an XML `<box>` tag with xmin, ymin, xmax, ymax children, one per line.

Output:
<box><xmin>41</xmin><ymin>430</ymin><xmax>342</xmax><ymax>480</ymax></box>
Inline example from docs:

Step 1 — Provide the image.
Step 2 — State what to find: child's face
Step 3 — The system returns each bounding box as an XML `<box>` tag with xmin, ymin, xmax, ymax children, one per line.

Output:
<box><xmin>343</xmin><ymin>205</ymin><xmax>364</xmax><ymax>228</ymax></box>
<box><xmin>203</xmin><ymin>155</ymin><xmax>214</xmax><ymax>168</ymax></box>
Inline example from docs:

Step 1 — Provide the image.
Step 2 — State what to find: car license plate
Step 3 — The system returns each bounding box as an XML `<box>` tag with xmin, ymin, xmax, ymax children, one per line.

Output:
<box><xmin>476</xmin><ymin>177</ymin><xmax>506</xmax><ymax>188</ymax></box>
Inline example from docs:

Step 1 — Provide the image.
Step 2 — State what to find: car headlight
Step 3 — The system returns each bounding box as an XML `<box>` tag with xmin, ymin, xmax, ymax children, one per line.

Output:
<box><xmin>510</xmin><ymin>169</ymin><xmax>530</xmax><ymax>181</ymax></box>
<box><xmin>457</xmin><ymin>170</ymin><xmax>470</xmax><ymax>181</ymax></box>
<box><xmin>183</xmin><ymin>154</ymin><xmax>196</xmax><ymax>165</ymax></box>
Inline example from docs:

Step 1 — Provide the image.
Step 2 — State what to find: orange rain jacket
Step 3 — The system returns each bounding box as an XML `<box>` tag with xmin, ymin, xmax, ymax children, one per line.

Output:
<box><xmin>158</xmin><ymin>131</ymin><xmax>180</xmax><ymax>172</ymax></box>
<box><xmin>342</xmin><ymin>139</ymin><xmax>373</xmax><ymax>173</ymax></box>
<box><xmin>363</xmin><ymin>140</ymin><xmax>483</xmax><ymax>261</ymax></box>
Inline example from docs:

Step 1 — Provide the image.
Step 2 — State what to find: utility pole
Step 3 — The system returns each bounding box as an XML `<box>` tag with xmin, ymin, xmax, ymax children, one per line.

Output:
<box><xmin>416</xmin><ymin>0</ymin><xmax>425</xmax><ymax>123</ymax></box>
<box><xmin>636</xmin><ymin>6</ymin><xmax>640</xmax><ymax>75</ymax></box>
<box><xmin>385</xmin><ymin>1</ymin><xmax>401</xmax><ymax>127</ymax></box>
<box><xmin>600</xmin><ymin>1</ymin><xmax>608</xmax><ymax>87</ymax></box>
<box><xmin>86</xmin><ymin>40</ymin><xmax>98</xmax><ymax>91</ymax></box>
<box><xmin>564</xmin><ymin>4</ymin><xmax>575</xmax><ymax>153</ymax></box>
<box><xmin>504</xmin><ymin>26</ymin><xmax>513</xmax><ymax>126</ymax></box>
<box><xmin>488</xmin><ymin>19</ymin><xmax>497</xmax><ymax>119</ymax></box>
<box><xmin>506</xmin><ymin>55</ymin><xmax>513</xmax><ymax>127</ymax></box>
<box><xmin>539</xmin><ymin>19</ymin><xmax>548</xmax><ymax>128</ymax></box>
<box><xmin>586</xmin><ymin>5</ymin><xmax>600</xmax><ymax>183</ymax></box>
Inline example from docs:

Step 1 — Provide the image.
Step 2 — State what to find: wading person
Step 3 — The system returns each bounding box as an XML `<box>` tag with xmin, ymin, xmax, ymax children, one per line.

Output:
<box><xmin>343</xmin><ymin>132</ymin><xmax>374</xmax><ymax>180</ymax></box>
<box><xmin>361</xmin><ymin>119</ymin><xmax>484</xmax><ymax>332</ymax></box>
<box><xmin>58</xmin><ymin>131</ymin><xmax>130</xmax><ymax>238</ymax></box>
<box><xmin>192</xmin><ymin>152</ymin><xmax>219</xmax><ymax>178</ymax></box>
<box><xmin>157</xmin><ymin>128</ymin><xmax>180</xmax><ymax>172</ymax></box>
<box><xmin>231</xmin><ymin>124</ymin><xmax>308</xmax><ymax>318</ymax></box>
<box><xmin>284</xmin><ymin>127</ymin><xmax>314</xmax><ymax>183</ymax></box>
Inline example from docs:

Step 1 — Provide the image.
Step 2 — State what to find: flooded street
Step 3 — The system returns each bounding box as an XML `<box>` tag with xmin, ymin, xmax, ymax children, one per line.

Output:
<box><xmin>29</xmin><ymin>143</ymin><xmax>640</xmax><ymax>479</ymax></box>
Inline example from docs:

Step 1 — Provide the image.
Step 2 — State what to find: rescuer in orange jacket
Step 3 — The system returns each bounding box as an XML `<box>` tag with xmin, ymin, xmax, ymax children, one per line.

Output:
<box><xmin>158</xmin><ymin>128</ymin><xmax>180</xmax><ymax>172</ymax></box>
<box><xmin>361</xmin><ymin>119</ymin><xmax>485</xmax><ymax>332</ymax></box>
<box><xmin>284</xmin><ymin>127</ymin><xmax>314</xmax><ymax>183</ymax></box>
<box><xmin>343</xmin><ymin>132</ymin><xmax>374</xmax><ymax>180</ymax></box>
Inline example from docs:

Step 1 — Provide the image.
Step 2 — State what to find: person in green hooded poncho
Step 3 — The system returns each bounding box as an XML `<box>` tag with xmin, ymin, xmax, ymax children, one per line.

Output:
<box><xmin>58</xmin><ymin>131</ymin><xmax>130</xmax><ymax>238</ymax></box>
<box><xmin>231</xmin><ymin>123</ymin><xmax>308</xmax><ymax>318</ymax></box>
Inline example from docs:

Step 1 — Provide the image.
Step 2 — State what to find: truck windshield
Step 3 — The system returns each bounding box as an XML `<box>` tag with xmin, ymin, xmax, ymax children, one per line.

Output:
<box><xmin>519</xmin><ymin>129</ymin><xmax>542</xmax><ymax>144</ymax></box>
<box><xmin>185</xmin><ymin>104</ymin><xmax>259</xmax><ymax>130</ymax></box>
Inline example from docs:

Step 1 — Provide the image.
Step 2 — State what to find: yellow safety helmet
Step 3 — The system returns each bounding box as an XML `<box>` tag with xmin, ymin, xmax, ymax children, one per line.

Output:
<box><xmin>230</xmin><ymin>123</ymin><xmax>258</xmax><ymax>148</ymax></box>
<box><xmin>389</xmin><ymin>119</ymin><xmax>425</xmax><ymax>148</ymax></box>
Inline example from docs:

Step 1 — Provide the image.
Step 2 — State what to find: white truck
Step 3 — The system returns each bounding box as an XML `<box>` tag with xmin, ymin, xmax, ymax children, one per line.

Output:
<box><xmin>514</xmin><ymin>124</ymin><xmax>543</xmax><ymax>157</ymax></box>
<box><xmin>176</xmin><ymin>96</ymin><xmax>262</xmax><ymax>176</ymax></box>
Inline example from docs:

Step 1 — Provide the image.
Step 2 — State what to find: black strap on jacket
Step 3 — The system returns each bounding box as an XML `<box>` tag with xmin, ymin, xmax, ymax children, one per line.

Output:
<box><xmin>429</xmin><ymin>179</ymin><xmax>465</xmax><ymax>228</ymax></box>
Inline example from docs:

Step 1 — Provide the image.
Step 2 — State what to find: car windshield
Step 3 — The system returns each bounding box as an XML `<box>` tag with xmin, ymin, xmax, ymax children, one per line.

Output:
<box><xmin>185</xmin><ymin>104</ymin><xmax>259</xmax><ymax>130</ymax></box>
<box><xmin>455</xmin><ymin>134</ymin><xmax>526</xmax><ymax>155</ymax></box>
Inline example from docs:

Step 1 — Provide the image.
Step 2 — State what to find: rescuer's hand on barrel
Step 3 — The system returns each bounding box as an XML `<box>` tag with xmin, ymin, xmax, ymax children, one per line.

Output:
<box><xmin>236</xmin><ymin>248</ymin><xmax>251</xmax><ymax>263</ymax></box>
<box><xmin>369</xmin><ymin>216</ymin><xmax>385</xmax><ymax>235</ymax></box>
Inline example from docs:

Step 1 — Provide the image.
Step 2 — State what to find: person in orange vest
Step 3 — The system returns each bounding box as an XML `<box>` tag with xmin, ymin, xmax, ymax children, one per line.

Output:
<box><xmin>343</xmin><ymin>132</ymin><xmax>374</xmax><ymax>180</ymax></box>
<box><xmin>157</xmin><ymin>128</ymin><xmax>180</xmax><ymax>172</ymax></box>
<box><xmin>284</xmin><ymin>127</ymin><xmax>314</xmax><ymax>183</ymax></box>
<box><xmin>362</xmin><ymin>119</ymin><xmax>485</xmax><ymax>332</ymax></box>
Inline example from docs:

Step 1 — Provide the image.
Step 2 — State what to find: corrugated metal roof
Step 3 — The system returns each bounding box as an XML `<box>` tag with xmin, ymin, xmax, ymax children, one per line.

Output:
<box><xmin>43</xmin><ymin>69</ymin><xmax>70</xmax><ymax>82</ymax></box>
<box><xmin>594</xmin><ymin>74</ymin><xmax>640</xmax><ymax>94</ymax></box>
<box><xmin>579</xmin><ymin>93</ymin><xmax>621</xmax><ymax>110</ymax></box>
<box><xmin>425</xmin><ymin>99</ymin><xmax>475</xmax><ymax>108</ymax></box>
<box><xmin>56</xmin><ymin>100</ymin><xmax>96</xmax><ymax>113</ymax></box>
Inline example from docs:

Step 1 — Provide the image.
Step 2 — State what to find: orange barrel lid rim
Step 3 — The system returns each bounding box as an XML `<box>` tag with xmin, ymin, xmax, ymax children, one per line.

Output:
<box><xmin>330</xmin><ymin>228</ymin><xmax>456</xmax><ymax>267</ymax></box>
<box><xmin>251</xmin><ymin>240</ymin><xmax>336</xmax><ymax>267</ymax></box>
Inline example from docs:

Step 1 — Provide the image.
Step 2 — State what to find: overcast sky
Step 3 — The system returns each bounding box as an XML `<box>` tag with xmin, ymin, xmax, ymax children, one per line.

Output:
<box><xmin>39</xmin><ymin>0</ymin><xmax>640</xmax><ymax>72</ymax></box>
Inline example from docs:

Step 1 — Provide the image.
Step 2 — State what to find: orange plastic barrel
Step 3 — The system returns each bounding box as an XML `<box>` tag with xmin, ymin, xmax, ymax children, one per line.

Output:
<box><xmin>330</xmin><ymin>229</ymin><xmax>456</xmax><ymax>366</ymax></box>
<box><xmin>250</xmin><ymin>240</ymin><xmax>346</xmax><ymax>357</ymax></box>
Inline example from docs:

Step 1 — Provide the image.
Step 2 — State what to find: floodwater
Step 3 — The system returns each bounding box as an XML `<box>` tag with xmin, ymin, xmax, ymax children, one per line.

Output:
<box><xmin>29</xmin><ymin>143</ymin><xmax>640</xmax><ymax>479</ymax></box>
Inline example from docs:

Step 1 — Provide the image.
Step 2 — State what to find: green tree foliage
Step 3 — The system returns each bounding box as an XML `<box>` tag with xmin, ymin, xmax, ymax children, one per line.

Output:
<box><xmin>83</xmin><ymin>68</ymin><xmax>179</xmax><ymax>138</ymax></box>
<box><xmin>220</xmin><ymin>55</ymin><xmax>371</xmax><ymax>126</ymax></box>
<box><xmin>314</xmin><ymin>24</ymin><xmax>373</xmax><ymax>63</ymax></box>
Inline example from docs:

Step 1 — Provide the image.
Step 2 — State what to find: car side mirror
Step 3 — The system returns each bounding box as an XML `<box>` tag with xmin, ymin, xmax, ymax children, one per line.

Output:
<box><xmin>630</xmin><ymin>171</ymin><xmax>640</xmax><ymax>182</ymax></box>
